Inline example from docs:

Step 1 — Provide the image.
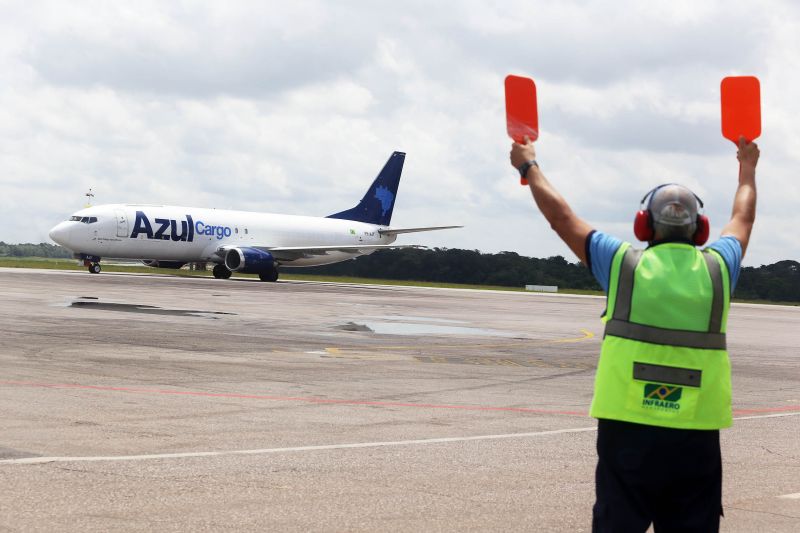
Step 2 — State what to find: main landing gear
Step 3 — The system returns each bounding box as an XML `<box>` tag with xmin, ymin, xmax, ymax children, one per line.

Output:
<box><xmin>84</xmin><ymin>259</ymin><xmax>101</xmax><ymax>274</ymax></box>
<box><xmin>212</xmin><ymin>264</ymin><xmax>232</xmax><ymax>279</ymax></box>
<box><xmin>212</xmin><ymin>264</ymin><xmax>279</xmax><ymax>282</ymax></box>
<box><xmin>258</xmin><ymin>266</ymin><xmax>279</xmax><ymax>282</ymax></box>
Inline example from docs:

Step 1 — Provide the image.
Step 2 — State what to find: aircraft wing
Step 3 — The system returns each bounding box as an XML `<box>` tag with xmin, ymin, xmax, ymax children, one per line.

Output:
<box><xmin>256</xmin><ymin>244</ymin><xmax>423</xmax><ymax>263</ymax></box>
<box><xmin>378</xmin><ymin>225</ymin><xmax>463</xmax><ymax>236</ymax></box>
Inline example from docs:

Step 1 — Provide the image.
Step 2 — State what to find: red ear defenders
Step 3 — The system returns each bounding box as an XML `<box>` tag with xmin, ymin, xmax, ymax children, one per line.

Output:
<box><xmin>634</xmin><ymin>184</ymin><xmax>710</xmax><ymax>245</ymax></box>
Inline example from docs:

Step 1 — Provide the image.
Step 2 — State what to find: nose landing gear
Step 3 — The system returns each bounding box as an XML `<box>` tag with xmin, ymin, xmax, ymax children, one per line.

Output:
<box><xmin>83</xmin><ymin>259</ymin><xmax>101</xmax><ymax>274</ymax></box>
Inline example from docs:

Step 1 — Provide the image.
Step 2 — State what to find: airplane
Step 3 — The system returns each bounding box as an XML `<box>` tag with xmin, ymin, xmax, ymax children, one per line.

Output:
<box><xmin>48</xmin><ymin>152</ymin><xmax>461</xmax><ymax>282</ymax></box>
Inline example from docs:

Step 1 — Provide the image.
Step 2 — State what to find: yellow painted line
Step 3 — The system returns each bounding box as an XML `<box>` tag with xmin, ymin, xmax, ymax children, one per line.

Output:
<box><xmin>322</xmin><ymin>347</ymin><xmax>406</xmax><ymax>361</ymax></box>
<box><xmin>551</xmin><ymin>328</ymin><xmax>595</xmax><ymax>343</ymax></box>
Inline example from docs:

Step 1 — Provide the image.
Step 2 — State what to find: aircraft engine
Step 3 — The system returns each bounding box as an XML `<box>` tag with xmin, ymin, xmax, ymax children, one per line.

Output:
<box><xmin>141</xmin><ymin>260</ymin><xmax>186</xmax><ymax>269</ymax></box>
<box><xmin>224</xmin><ymin>247</ymin><xmax>275</xmax><ymax>274</ymax></box>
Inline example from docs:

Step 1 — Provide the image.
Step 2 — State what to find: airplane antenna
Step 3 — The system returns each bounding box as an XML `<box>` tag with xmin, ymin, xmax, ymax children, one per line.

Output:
<box><xmin>85</xmin><ymin>188</ymin><xmax>95</xmax><ymax>208</ymax></box>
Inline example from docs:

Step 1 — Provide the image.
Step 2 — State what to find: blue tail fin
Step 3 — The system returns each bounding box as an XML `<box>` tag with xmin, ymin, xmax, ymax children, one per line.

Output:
<box><xmin>327</xmin><ymin>151</ymin><xmax>404</xmax><ymax>226</ymax></box>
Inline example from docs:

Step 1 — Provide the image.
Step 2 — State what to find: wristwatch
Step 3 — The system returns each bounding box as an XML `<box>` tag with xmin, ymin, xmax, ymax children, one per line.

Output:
<box><xmin>517</xmin><ymin>159</ymin><xmax>539</xmax><ymax>177</ymax></box>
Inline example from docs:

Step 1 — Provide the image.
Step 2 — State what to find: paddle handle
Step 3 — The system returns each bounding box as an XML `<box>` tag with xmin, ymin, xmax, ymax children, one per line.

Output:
<box><xmin>515</xmin><ymin>137</ymin><xmax>533</xmax><ymax>186</ymax></box>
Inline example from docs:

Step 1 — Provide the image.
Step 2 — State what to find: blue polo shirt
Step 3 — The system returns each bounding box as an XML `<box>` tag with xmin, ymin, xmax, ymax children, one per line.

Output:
<box><xmin>586</xmin><ymin>231</ymin><xmax>743</xmax><ymax>295</ymax></box>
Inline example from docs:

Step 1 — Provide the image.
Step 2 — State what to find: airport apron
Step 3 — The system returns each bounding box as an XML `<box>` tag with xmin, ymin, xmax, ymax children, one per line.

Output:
<box><xmin>589</xmin><ymin>242</ymin><xmax>732</xmax><ymax>430</ymax></box>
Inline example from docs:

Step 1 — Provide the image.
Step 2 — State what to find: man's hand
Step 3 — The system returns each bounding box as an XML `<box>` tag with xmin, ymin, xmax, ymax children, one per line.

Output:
<box><xmin>510</xmin><ymin>136</ymin><xmax>537</xmax><ymax>170</ymax></box>
<box><xmin>737</xmin><ymin>136</ymin><xmax>760</xmax><ymax>169</ymax></box>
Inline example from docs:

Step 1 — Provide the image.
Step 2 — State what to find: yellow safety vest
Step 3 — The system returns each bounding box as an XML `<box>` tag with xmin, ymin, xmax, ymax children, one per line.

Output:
<box><xmin>589</xmin><ymin>242</ymin><xmax>733</xmax><ymax>429</ymax></box>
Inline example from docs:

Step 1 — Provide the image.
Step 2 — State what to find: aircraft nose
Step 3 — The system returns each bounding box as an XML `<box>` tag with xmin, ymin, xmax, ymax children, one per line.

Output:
<box><xmin>49</xmin><ymin>222</ymin><xmax>70</xmax><ymax>246</ymax></box>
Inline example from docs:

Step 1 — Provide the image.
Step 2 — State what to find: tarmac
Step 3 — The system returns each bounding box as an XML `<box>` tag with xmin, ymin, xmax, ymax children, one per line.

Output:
<box><xmin>0</xmin><ymin>267</ymin><xmax>798</xmax><ymax>532</ymax></box>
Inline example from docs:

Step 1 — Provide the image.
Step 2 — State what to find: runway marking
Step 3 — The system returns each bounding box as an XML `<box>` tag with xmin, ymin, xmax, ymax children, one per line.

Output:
<box><xmin>779</xmin><ymin>493</ymin><xmax>800</xmax><ymax>500</ymax></box>
<box><xmin>0</xmin><ymin>426</ymin><xmax>600</xmax><ymax>465</ymax></box>
<box><xmin>2</xmin><ymin>381</ymin><xmax>799</xmax><ymax>418</ymax></box>
<box><xmin>0</xmin><ymin>411</ymin><xmax>797</xmax><ymax>466</ymax></box>
<box><xmin>552</xmin><ymin>329</ymin><xmax>596</xmax><ymax>343</ymax></box>
<box><xmin>0</xmin><ymin>380</ymin><xmax>588</xmax><ymax>417</ymax></box>
<box><xmin>411</xmin><ymin>355</ymin><xmax>593</xmax><ymax>369</ymax></box>
<box><xmin>324</xmin><ymin>328</ymin><xmax>596</xmax><ymax>354</ymax></box>
<box><xmin>729</xmin><ymin>405</ymin><xmax>800</xmax><ymax>415</ymax></box>
<box><xmin>413</xmin><ymin>355</ymin><xmax>594</xmax><ymax>370</ymax></box>
<box><xmin>730</xmin><ymin>411</ymin><xmax>800</xmax><ymax>420</ymax></box>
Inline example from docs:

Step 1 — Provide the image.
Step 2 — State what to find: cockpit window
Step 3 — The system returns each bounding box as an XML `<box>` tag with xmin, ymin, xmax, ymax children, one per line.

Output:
<box><xmin>70</xmin><ymin>215</ymin><xmax>98</xmax><ymax>224</ymax></box>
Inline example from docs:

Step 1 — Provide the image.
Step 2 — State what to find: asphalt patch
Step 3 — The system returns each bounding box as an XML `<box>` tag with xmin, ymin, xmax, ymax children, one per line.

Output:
<box><xmin>0</xmin><ymin>446</ymin><xmax>40</xmax><ymax>460</ymax></box>
<box><xmin>334</xmin><ymin>322</ymin><xmax>374</xmax><ymax>332</ymax></box>
<box><xmin>70</xmin><ymin>301</ymin><xmax>235</xmax><ymax>318</ymax></box>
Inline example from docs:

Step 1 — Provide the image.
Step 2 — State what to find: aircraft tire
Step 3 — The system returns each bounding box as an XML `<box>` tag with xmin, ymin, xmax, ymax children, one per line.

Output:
<box><xmin>259</xmin><ymin>267</ymin><xmax>279</xmax><ymax>282</ymax></box>
<box><xmin>212</xmin><ymin>264</ymin><xmax>232</xmax><ymax>279</ymax></box>
<box><xmin>89</xmin><ymin>263</ymin><xmax>101</xmax><ymax>274</ymax></box>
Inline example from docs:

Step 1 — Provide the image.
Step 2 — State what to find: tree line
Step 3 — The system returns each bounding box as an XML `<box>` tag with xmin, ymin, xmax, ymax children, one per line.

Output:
<box><xmin>0</xmin><ymin>241</ymin><xmax>72</xmax><ymax>258</ymax></box>
<box><xmin>2</xmin><ymin>242</ymin><xmax>798</xmax><ymax>302</ymax></box>
<box><xmin>734</xmin><ymin>260</ymin><xmax>800</xmax><ymax>302</ymax></box>
<box><xmin>295</xmin><ymin>248</ymin><xmax>800</xmax><ymax>302</ymax></box>
<box><xmin>290</xmin><ymin>248</ymin><xmax>601</xmax><ymax>290</ymax></box>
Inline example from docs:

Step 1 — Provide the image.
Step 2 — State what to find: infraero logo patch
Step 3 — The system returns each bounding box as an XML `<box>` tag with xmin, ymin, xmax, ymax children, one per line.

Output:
<box><xmin>642</xmin><ymin>383</ymin><xmax>682</xmax><ymax>411</ymax></box>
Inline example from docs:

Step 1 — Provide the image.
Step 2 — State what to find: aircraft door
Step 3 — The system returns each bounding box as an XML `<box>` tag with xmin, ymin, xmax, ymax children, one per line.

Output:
<box><xmin>115</xmin><ymin>210</ymin><xmax>128</xmax><ymax>238</ymax></box>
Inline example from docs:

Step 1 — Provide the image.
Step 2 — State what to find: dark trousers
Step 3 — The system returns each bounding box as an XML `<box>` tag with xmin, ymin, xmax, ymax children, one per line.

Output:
<box><xmin>592</xmin><ymin>419</ymin><xmax>722</xmax><ymax>533</ymax></box>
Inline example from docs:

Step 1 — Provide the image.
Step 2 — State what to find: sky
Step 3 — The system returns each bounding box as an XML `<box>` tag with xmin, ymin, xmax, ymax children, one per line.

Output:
<box><xmin>1</xmin><ymin>0</ymin><xmax>798</xmax><ymax>266</ymax></box>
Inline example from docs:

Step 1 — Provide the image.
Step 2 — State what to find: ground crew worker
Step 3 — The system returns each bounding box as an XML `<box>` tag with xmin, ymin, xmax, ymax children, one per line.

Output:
<box><xmin>510</xmin><ymin>135</ymin><xmax>759</xmax><ymax>532</ymax></box>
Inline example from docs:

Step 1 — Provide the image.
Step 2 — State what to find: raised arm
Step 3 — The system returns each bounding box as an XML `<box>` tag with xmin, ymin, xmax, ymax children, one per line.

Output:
<box><xmin>510</xmin><ymin>138</ymin><xmax>593</xmax><ymax>264</ymax></box>
<box><xmin>720</xmin><ymin>136</ymin><xmax>759</xmax><ymax>257</ymax></box>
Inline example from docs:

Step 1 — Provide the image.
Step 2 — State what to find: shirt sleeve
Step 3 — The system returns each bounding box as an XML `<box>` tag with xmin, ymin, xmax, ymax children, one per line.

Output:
<box><xmin>706</xmin><ymin>236</ymin><xmax>743</xmax><ymax>294</ymax></box>
<box><xmin>587</xmin><ymin>231</ymin><xmax>625</xmax><ymax>293</ymax></box>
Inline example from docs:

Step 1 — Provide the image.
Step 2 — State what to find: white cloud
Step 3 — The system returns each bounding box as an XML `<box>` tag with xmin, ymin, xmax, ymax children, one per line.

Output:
<box><xmin>0</xmin><ymin>0</ymin><xmax>797</xmax><ymax>266</ymax></box>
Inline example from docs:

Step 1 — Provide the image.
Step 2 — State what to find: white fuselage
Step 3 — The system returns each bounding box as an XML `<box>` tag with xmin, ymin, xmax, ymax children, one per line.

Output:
<box><xmin>49</xmin><ymin>204</ymin><xmax>396</xmax><ymax>266</ymax></box>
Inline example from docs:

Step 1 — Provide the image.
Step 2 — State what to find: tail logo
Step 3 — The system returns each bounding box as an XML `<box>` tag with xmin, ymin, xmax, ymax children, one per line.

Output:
<box><xmin>374</xmin><ymin>186</ymin><xmax>395</xmax><ymax>217</ymax></box>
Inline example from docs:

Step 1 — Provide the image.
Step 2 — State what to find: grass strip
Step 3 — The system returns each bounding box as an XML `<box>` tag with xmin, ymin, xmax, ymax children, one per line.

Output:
<box><xmin>1</xmin><ymin>256</ymin><xmax>795</xmax><ymax>304</ymax></box>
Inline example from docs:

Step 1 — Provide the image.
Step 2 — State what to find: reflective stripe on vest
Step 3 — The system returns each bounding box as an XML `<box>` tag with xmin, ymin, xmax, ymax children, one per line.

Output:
<box><xmin>603</xmin><ymin>247</ymin><xmax>727</xmax><ymax>350</ymax></box>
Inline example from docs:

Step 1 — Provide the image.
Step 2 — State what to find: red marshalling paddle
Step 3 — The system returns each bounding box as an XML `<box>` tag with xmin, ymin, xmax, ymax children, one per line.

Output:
<box><xmin>505</xmin><ymin>75</ymin><xmax>539</xmax><ymax>185</ymax></box>
<box><xmin>721</xmin><ymin>76</ymin><xmax>761</xmax><ymax>144</ymax></box>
